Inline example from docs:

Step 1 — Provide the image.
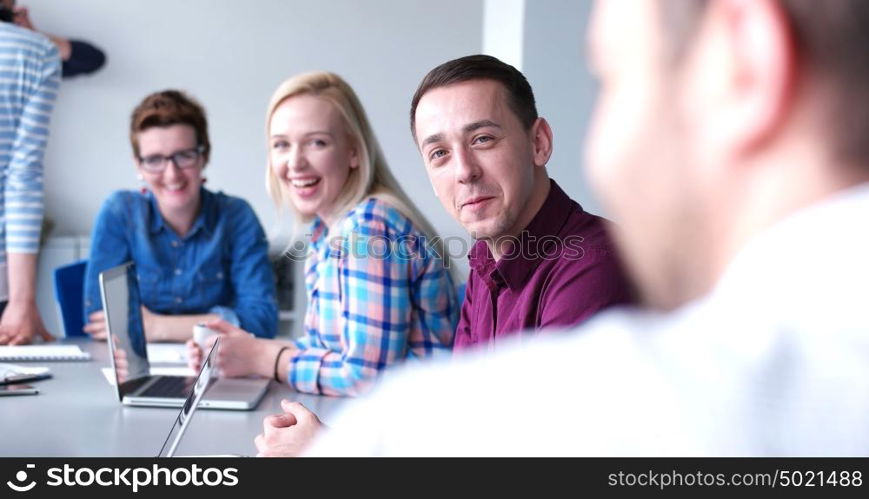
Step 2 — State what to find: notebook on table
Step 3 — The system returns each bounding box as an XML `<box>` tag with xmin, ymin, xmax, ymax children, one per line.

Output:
<box><xmin>0</xmin><ymin>345</ymin><xmax>90</xmax><ymax>362</ymax></box>
<box><xmin>100</xmin><ymin>261</ymin><xmax>270</xmax><ymax>410</ymax></box>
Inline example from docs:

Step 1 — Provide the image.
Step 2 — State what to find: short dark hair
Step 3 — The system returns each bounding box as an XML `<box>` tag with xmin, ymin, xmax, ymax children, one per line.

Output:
<box><xmin>659</xmin><ymin>0</ymin><xmax>869</xmax><ymax>167</ymax></box>
<box><xmin>410</xmin><ymin>54</ymin><xmax>538</xmax><ymax>139</ymax></box>
<box><xmin>129</xmin><ymin>90</ymin><xmax>211</xmax><ymax>162</ymax></box>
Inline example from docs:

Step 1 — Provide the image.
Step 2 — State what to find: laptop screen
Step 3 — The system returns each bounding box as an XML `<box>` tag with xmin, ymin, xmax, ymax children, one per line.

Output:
<box><xmin>99</xmin><ymin>262</ymin><xmax>150</xmax><ymax>397</ymax></box>
<box><xmin>157</xmin><ymin>338</ymin><xmax>218</xmax><ymax>458</ymax></box>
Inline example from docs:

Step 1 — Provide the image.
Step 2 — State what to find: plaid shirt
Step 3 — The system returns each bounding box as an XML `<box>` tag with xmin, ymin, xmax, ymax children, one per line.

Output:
<box><xmin>288</xmin><ymin>198</ymin><xmax>458</xmax><ymax>396</ymax></box>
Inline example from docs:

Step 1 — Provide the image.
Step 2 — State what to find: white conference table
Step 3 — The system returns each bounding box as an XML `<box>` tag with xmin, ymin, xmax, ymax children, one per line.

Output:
<box><xmin>0</xmin><ymin>339</ymin><xmax>347</xmax><ymax>457</ymax></box>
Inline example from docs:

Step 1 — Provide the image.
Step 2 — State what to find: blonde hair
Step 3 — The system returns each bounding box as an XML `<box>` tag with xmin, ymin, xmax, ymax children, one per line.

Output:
<box><xmin>265</xmin><ymin>71</ymin><xmax>448</xmax><ymax>266</ymax></box>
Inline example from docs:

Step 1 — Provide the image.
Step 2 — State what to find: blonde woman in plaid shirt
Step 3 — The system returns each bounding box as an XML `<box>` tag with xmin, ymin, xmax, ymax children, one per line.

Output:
<box><xmin>188</xmin><ymin>72</ymin><xmax>458</xmax><ymax>396</ymax></box>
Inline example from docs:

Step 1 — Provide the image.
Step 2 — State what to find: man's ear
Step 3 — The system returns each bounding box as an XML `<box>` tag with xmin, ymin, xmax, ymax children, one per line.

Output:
<box><xmin>531</xmin><ymin>117</ymin><xmax>554</xmax><ymax>167</ymax></box>
<box><xmin>693</xmin><ymin>0</ymin><xmax>797</xmax><ymax>159</ymax></box>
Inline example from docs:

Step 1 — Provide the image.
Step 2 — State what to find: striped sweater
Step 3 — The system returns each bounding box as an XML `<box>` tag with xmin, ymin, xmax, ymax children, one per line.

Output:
<box><xmin>0</xmin><ymin>23</ymin><xmax>60</xmax><ymax>300</ymax></box>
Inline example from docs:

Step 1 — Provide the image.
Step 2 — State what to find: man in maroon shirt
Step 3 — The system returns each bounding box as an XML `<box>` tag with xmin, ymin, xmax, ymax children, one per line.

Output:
<box><xmin>410</xmin><ymin>55</ymin><xmax>632</xmax><ymax>352</ymax></box>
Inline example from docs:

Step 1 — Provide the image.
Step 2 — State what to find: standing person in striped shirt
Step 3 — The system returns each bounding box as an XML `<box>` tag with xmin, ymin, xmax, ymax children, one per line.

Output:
<box><xmin>187</xmin><ymin>71</ymin><xmax>459</xmax><ymax>396</ymax></box>
<box><xmin>0</xmin><ymin>3</ymin><xmax>60</xmax><ymax>345</ymax></box>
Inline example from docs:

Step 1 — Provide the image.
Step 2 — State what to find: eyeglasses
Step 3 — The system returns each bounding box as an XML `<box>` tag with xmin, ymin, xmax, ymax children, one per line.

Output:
<box><xmin>138</xmin><ymin>146</ymin><xmax>205</xmax><ymax>173</ymax></box>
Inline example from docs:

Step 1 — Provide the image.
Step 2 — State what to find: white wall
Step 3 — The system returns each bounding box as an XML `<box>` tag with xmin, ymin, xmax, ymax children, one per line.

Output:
<box><xmin>27</xmin><ymin>0</ymin><xmax>481</xmax><ymax>264</ymax></box>
<box><xmin>521</xmin><ymin>0</ymin><xmax>603</xmax><ymax>217</ymax></box>
<box><xmin>483</xmin><ymin>0</ymin><xmax>525</xmax><ymax>69</ymax></box>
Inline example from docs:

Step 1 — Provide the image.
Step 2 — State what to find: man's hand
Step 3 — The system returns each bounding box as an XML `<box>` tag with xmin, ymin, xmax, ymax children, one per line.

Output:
<box><xmin>255</xmin><ymin>400</ymin><xmax>324</xmax><ymax>457</ymax></box>
<box><xmin>0</xmin><ymin>300</ymin><xmax>54</xmax><ymax>345</ymax></box>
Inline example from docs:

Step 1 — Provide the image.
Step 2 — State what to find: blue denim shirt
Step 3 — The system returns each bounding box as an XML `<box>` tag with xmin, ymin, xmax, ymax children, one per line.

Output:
<box><xmin>84</xmin><ymin>188</ymin><xmax>278</xmax><ymax>338</ymax></box>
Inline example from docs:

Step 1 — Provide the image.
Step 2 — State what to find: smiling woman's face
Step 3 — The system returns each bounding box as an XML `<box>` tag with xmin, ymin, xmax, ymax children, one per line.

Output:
<box><xmin>136</xmin><ymin>124</ymin><xmax>204</xmax><ymax>216</ymax></box>
<box><xmin>269</xmin><ymin>95</ymin><xmax>358</xmax><ymax>224</ymax></box>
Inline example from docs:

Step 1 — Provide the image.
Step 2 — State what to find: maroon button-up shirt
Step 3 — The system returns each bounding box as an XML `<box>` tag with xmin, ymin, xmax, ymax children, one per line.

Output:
<box><xmin>454</xmin><ymin>180</ymin><xmax>632</xmax><ymax>352</ymax></box>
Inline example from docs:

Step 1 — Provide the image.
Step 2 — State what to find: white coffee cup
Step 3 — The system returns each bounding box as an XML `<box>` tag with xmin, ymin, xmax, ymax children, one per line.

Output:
<box><xmin>193</xmin><ymin>323</ymin><xmax>217</xmax><ymax>352</ymax></box>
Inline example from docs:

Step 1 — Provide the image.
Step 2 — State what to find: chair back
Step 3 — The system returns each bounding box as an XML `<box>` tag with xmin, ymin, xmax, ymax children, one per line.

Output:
<box><xmin>53</xmin><ymin>260</ymin><xmax>88</xmax><ymax>338</ymax></box>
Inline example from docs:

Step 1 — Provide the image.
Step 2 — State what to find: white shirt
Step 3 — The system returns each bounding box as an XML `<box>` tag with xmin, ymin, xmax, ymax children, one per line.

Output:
<box><xmin>309</xmin><ymin>182</ymin><xmax>869</xmax><ymax>456</ymax></box>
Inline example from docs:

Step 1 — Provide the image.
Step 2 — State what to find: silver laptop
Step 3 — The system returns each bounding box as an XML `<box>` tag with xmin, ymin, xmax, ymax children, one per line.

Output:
<box><xmin>100</xmin><ymin>261</ymin><xmax>270</xmax><ymax>410</ymax></box>
<box><xmin>158</xmin><ymin>337</ymin><xmax>218</xmax><ymax>457</ymax></box>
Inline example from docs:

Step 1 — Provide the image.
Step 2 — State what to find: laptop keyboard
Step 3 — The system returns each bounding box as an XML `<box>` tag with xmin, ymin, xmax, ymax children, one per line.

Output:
<box><xmin>140</xmin><ymin>376</ymin><xmax>195</xmax><ymax>398</ymax></box>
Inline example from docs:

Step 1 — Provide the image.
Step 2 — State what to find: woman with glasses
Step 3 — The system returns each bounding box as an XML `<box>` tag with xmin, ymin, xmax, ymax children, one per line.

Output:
<box><xmin>82</xmin><ymin>90</ymin><xmax>278</xmax><ymax>341</ymax></box>
<box><xmin>187</xmin><ymin>72</ymin><xmax>458</xmax><ymax>396</ymax></box>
